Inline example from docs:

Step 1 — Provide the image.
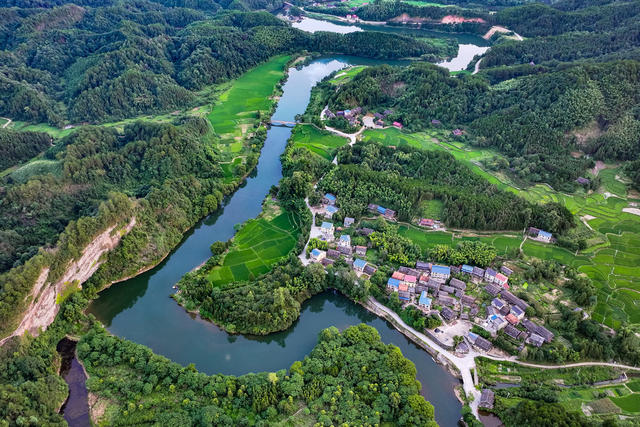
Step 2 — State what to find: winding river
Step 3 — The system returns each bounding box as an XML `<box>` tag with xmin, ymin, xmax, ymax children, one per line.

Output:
<box><xmin>88</xmin><ymin>57</ymin><xmax>462</xmax><ymax>425</ymax></box>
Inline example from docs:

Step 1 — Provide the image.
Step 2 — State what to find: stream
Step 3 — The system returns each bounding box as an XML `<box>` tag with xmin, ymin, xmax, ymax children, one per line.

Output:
<box><xmin>87</xmin><ymin>57</ymin><xmax>464</xmax><ymax>425</ymax></box>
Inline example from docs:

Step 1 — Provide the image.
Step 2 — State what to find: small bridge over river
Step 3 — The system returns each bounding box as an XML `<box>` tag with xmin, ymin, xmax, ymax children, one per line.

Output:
<box><xmin>269</xmin><ymin>120</ymin><xmax>298</xmax><ymax>127</ymax></box>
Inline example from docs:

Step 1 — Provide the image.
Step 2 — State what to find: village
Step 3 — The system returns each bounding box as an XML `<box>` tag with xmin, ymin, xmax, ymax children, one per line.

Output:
<box><xmin>302</xmin><ymin>191</ymin><xmax>557</xmax><ymax>369</ymax></box>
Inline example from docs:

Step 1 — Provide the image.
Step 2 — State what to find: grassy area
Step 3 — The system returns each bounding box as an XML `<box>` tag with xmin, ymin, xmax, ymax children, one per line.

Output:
<box><xmin>289</xmin><ymin>124</ymin><xmax>348</xmax><ymax>160</ymax></box>
<box><xmin>8</xmin><ymin>121</ymin><xmax>76</xmax><ymax>139</ymax></box>
<box><xmin>8</xmin><ymin>159</ymin><xmax>63</xmax><ymax>183</ymax></box>
<box><xmin>207</xmin><ymin>200</ymin><xmax>302</xmax><ymax>287</ymax></box>
<box><xmin>364</xmin><ymin>127</ymin><xmax>640</xmax><ymax>331</ymax></box>
<box><xmin>0</xmin><ymin>118</ymin><xmax>8</xmax><ymax>127</ymax></box>
<box><xmin>208</xmin><ymin>55</ymin><xmax>290</xmax><ymax>149</ymax></box>
<box><xmin>329</xmin><ymin>66</ymin><xmax>367</xmax><ymax>85</ymax></box>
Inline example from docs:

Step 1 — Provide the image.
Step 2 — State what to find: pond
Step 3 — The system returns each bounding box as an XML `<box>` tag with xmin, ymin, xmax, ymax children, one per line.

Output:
<box><xmin>88</xmin><ymin>57</ymin><xmax>463</xmax><ymax>426</ymax></box>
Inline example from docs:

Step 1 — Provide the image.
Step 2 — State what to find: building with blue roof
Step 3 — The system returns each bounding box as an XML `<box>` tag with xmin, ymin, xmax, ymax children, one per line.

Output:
<box><xmin>387</xmin><ymin>278</ymin><xmax>400</xmax><ymax>290</ymax></box>
<box><xmin>376</xmin><ymin>205</ymin><xmax>387</xmax><ymax>214</ymax></box>
<box><xmin>418</xmin><ymin>291</ymin><xmax>432</xmax><ymax>308</ymax></box>
<box><xmin>320</xmin><ymin>221</ymin><xmax>334</xmax><ymax>239</ymax></box>
<box><xmin>310</xmin><ymin>248</ymin><xmax>326</xmax><ymax>262</ymax></box>
<box><xmin>353</xmin><ymin>258</ymin><xmax>367</xmax><ymax>271</ymax></box>
<box><xmin>339</xmin><ymin>234</ymin><xmax>351</xmax><ymax>247</ymax></box>
<box><xmin>431</xmin><ymin>265</ymin><xmax>451</xmax><ymax>281</ymax></box>
<box><xmin>323</xmin><ymin>193</ymin><xmax>337</xmax><ymax>205</ymax></box>
<box><xmin>462</xmin><ymin>264</ymin><xmax>474</xmax><ymax>275</ymax></box>
<box><xmin>537</xmin><ymin>229</ymin><xmax>552</xmax><ymax>242</ymax></box>
<box><xmin>325</xmin><ymin>205</ymin><xmax>338</xmax><ymax>218</ymax></box>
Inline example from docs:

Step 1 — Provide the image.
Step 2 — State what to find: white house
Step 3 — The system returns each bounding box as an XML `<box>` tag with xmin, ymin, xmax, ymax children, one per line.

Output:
<box><xmin>320</xmin><ymin>222</ymin><xmax>334</xmax><ymax>240</ymax></box>
<box><xmin>310</xmin><ymin>248</ymin><xmax>326</xmax><ymax>262</ymax></box>
<box><xmin>338</xmin><ymin>234</ymin><xmax>351</xmax><ymax>248</ymax></box>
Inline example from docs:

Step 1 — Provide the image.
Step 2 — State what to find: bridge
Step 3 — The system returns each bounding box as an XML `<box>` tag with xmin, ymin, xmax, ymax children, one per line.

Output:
<box><xmin>269</xmin><ymin>120</ymin><xmax>298</xmax><ymax>127</ymax></box>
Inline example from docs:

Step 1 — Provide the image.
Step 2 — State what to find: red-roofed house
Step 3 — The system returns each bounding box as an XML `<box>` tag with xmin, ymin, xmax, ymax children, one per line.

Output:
<box><xmin>393</xmin><ymin>121</ymin><xmax>403</xmax><ymax>129</ymax></box>
<box><xmin>419</xmin><ymin>218</ymin><xmax>435</xmax><ymax>228</ymax></box>
<box><xmin>452</xmin><ymin>129</ymin><xmax>463</xmax><ymax>136</ymax></box>
<box><xmin>399</xmin><ymin>283</ymin><xmax>409</xmax><ymax>292</ymax></box>
<box><xmin>495</xmin><ymin>273</ymin><xmax>508</xmax><ymax>288</ymax></box>
<box><xmin>505</xmin><ymin>313</ymin><xmax>519</xmax><ymax>325</ymax></box>
<box><xmin>392</xmin><ymin>271</ymin><xmax>405</xmax><ymax>281</ymax></box>
<box><xmin>404</xmin><ymin>275</ymin><xmax>417</xmax><ymax>288</ymax></box>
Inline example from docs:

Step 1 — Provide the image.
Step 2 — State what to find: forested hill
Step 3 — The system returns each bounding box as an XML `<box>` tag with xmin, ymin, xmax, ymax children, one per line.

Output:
<box><xmin>0</xmin><ymin>1</ymin><xmax>442</xmax><ymax>125</ymax></box>
<box><xmin>323</xmin><ymin>60</ymin><xmax>640</xmax><ymax>189</ymax></box>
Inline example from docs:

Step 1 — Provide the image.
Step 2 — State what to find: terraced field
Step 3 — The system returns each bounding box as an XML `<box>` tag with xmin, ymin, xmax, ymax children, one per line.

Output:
<box><xmin>208</xmin><ymin>201</ymin><xmax>302</xmax><ymax>287</ymax></box>
<box><xmin>290</xmin><ymin>124</ymin><xmax>348</xmax><ymax>160</ymax></box>
<box><xmin>366</xmin><ymin>128</ymin><xmax>640</xmax><ymax>330</ymax></box>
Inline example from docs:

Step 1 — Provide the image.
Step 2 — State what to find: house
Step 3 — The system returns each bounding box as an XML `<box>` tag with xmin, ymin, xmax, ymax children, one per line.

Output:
<box><xmin>392</xmin><ymin>121</ymin><xmax>403</xmax><ymax>129</ymax></box>
<box><xmin>500</xmin><ymin>265</ymin><xmax>513</xmax><ymax>276</ymax></box>
<box><xmin>479</xmin><ymin>389</ymin><xmax>495</xmax><ymax>409</ymax></box>
<box><xmin>355</xmin><ymin>245</ymin><xmax>367</xmax><ymax>256</ymax></box>
<box><xmin>461</xmin><ymin>295</ymin><xmax>475</xmax><ymax>306</ymax></box>
<box><xmin>416</xmin><ymin>261</ymin><xmax>431</xmax><ymax>271</ymax></box>
<box><xmin>310</xmin><ymin>248</ymin><xmax>326</xmax><ymax>262</ymax></box>
<box><xmin>327</xmin><ymin>249</ymin><xmax>340</xmax><ymax>259</ymax></box>
<box><xmin>392</xmin><ymin>271</ymin><xmax>405</xmax><ymax>281</ymax></box>
<box><xmin>321</xmin><ymin>258</ymin><xmax>334</xmax><ymax>267</ymax></box>
<box><xmin>491</xmin><ymin>298</ymin><xmax>506</xmax><ymax>311</ymax></box>
<box><xmin>418</xmin><ymin>291</ymin><xmax>432</xmax><ymax>309</ymax></box>
<box><xmin>484</xmin><ymin>268</ymin><xmax>497</xmax><ymax>283</ymax></box>
<box><xmin>536</xmin><ymin>325</ymin><xmax>554</xmax><ymax>343</ymax></box>
<box><xmin>495</xmin><ymin>273</ymin><xmax>509</xmax><ymax>288</ymax></box>
<box><xmin>399</xmin><ymin>267</ymin><xmax>420</xmax><ymax>277</ymax></box>
<box><xmin>353</xmin><ymin>258</ymin><xmax>367</xmax><ymax>272</ymax></box>
<box><xmin>419</xmin><ymin>273</ymin><xmax>430</xmax><ymax>284</ymax></box>
<box><xmin>503</xmin><ymin>324</ymin><xmax>521</xmax><ymax>340</ymax></box>
<box><xmin>468</xmin><ymin>332</ymin><xmax>492</xmax><ymax>351</ymax></box>
<box><xmin>488</xmin><ymin>314</ymin><xmax>508</xmax><ymax>331</ymax></box>
<box><xmin>320</xmin><ymin>222</ymin><xmax>335</xmax><ymax>239</ymax></box>
<box><xmin>438</xmin><ymin>295</ymin><xmax>457</xmax><ymax>307</ymax></box>
<box><xmin>527</xmin><ymin>227</ymin><xmax>540</xmax><ymax>236</ymax></box>
<box><xmin>387</xmin><ymin>278</ymin><xmax>400</xmax><ymax>291</ymax></box>
<box><xmin>456</xmin><ymin>341</ymin><xmax>469</xmax><ymax>354</ymax></box>
<box><xmin>431</xmin><ymin>119</ymin><xmax>441</xmax><ymax>126</ymax></box>
<box><xmin>338</xmin><ymin>234</ymin><xmax>351</xmax><ymax>248</ymax></box>
<box><xmin>384</xmin><ymin>209</ymin><xmax>396</xmax><ymax>220</ymax></box>
<box><xmin>510</xmin><ymin>305</ymin><xmax>525</xmax><ymax>320</ymax></box>
<box><xmin>376</xmin><ymin>205</ymin><xmax>387</xmax><ymax>215</ymax></box>
<box><xmin>358</xmin><ymin>227</ymin><xmax>374</xmax><ymax>236</ymax></box>
<box><xmin>485</xmin><ymin>284</ymin><xmax>501</xmax><ymax>297</ymax></box>
<box><xmin>527</xmin><ymin>333</ymin><xmax>545</xmax><ymax>348</ymax></box>
<box><xmin>440</xmin><ymin>285</ymin><xmax>455</xmax><ymax>294</ymax></box>
<box><xmin>450</xmin><ymin>265</ymin><xmax>461</xmax><ymax>274</ymax></box>
<box><xmin>399</xmin><ymin>283</ymin><xmax>409</xmax><ymax>292</ymax></box>
<box><xmin>383</xmin><ymin>109</ymin><xmax>393</xmax><ymax>116</ymax></box>
<box><xmin>505</xmin><ymin>313</ymin><xmax>519</xmax><ymax>325</ymax></box>
<box><xmin>367</xmin><ymin>203</ymin><xmax>378</xmax><ymax>212</ymax></box>
<box><xmin>500</xmin><ymin>290</ymin><xmax>530</xmax><ymax>311</ymax></box>
<box><xmin>426</xmin><ymin>279</ymin><xmax>440</xmax><ymax>293</ymax></box>
<box><xmin>440</xmin><ymin>307</ymin><xmax>456</xmax><ymax>322</ymax></box>
<box><xmin>472</xmin><ymin>266</ymin><xmax>485</xmax><ymax>283</ymax></box>
<box><xmin>521</xmin><ymin>319</ymin><xmax>538</xmax><ymax>334</ymax></box>
<box><xmin>343</xmin><ymin>217</ymin><xmax>355</xmax><ymax>227</ymax></box>
<box><xmin>338</xmin><ymin>245</ymin><xmax>353</xmax><ymax>255</ymax></box>
<box><xmin>399</xmin><ymin>291</ymin><xmax>411</xmax><ymax>301</ymax></box>
<box><xmin>449</xmin><ymin>278</ymin><xmax>466</xmax><ymax>290</ymax></box>
<box><xmin>325</xmin><ymin>205</ymin><xmax>338</xmax><ymax>218</ymax></box>
<box><xmin>469</xmin><ymin>306</ymin><xmax>479</xmax><ymax>318</ymax></box>
<box><xmin>452</xmin><ymin>128</ymin><xmax>463</xmax><ymax>136</ymax></box>
<box><xmin>363</xmin><ymin>264</ymin><xmax>377</xmax><ymax>276</ymax></box>
<box><xmin>461</xmin><ymin>264</ymin><xmax>474</xmax><ymax>275</ymax></box>
<box><xmin>419</xmin><ymin>218</ymin><xmax>435</xmax><ymax>228</ymax></box>
<box><xmin>537</xmin><ymin>229</ymin><xmax>552</xmax><ymax>242</ymax></box>
<box><xmin>576</xmin><ymin>177</ymin><xmax>590</xmax><ymax>185</ymax></box>
<box><xmin>431</xmin><ymin>265</ymin><xmax>451</xmax><ymax>281</ymax></box>
<box><xmin>404</xmin><ymin>275</ymin><xmax>417</xmax><ymax>288</ymax></box>
<box><xmin>324</xmin><ymin>193</ymin><xmax>337</xmax><ymax>205</ymax></box>
<box><xmin>455</xmin><ymin>289</ymin><xmax>465</xmax><ymax>298</ymax></box>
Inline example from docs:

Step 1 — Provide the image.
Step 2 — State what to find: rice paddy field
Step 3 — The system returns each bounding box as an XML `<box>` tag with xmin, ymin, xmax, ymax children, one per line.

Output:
<box><xmin>289</xmin><ymin>124</ymin><xmax>349</xmax><ymax>160</ymax></box>
<box><xmin>207</xmin><ymin>201</ymin><xmax>302</xmax><ymax>287</ymax></box>
<box><xmin>207</xmin><ymin>55</ymin><xmax>290</xmax><ymax>149</ymax></box>
<box><xmin>365</xmin><ymin>128</ymin><xmax>640</xmax><ymax>331</ymax></box>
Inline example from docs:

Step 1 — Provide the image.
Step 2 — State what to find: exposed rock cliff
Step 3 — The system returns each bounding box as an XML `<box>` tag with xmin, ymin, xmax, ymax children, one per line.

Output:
<box><xmin>0</xmin><ymin>217</ymin><xmax>135</xmax><ymax>346</ymax></box>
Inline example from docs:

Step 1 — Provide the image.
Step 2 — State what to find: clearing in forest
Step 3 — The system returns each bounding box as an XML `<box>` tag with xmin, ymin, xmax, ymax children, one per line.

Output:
<box><xmin>289</xmin><ymin>124</ymin><xmax>349</xmax><ymax>160</ymax></box>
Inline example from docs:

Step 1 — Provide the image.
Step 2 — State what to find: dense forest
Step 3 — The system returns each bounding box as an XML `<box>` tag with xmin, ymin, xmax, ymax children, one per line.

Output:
<box><xmin>321</xmin><ymin>140</ymin><xmax>574</xmax><ymax>232</ymax></box>
<box><xmin>323</xmin><ymin>61</ymin><xmax>640</xmax><ymax>188</ymax></box>
<box><xmin>0</xmin><ymin>1</ymin><xmax>445</xmax><ymax>125</ymax></box>
<box><xmin>0</xmin><ymin>128</ymin><xmax>52</xmax><ymax>171</ymax></box>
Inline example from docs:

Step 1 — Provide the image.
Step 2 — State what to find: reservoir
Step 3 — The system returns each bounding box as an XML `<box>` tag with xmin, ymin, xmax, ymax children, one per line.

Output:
<box><xmin>88</xmin><ymin>57</ymin><xmax>462</xmax><ymax>425</ymax></box>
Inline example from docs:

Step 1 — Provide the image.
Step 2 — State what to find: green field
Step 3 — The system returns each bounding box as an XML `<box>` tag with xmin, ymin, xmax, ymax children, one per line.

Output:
<box><xmin>367</xmin><ymin>127</ymin><xmax>640</xmax><ymax>330</ymax></box>
<box><xmin>208</xmin><ymin>55</ymin><xmax>290</xmax><ymax>147</ymax></box>
<box><xmin>207</xmin><ymin>201</ymin><xmax>302</xmax><ymax>287</ymax></box>
<box><xmin>7</xmin><ymin>121</ymin><xmax>76</xmax><ymax>139</ymax></box>
<box><xmin>289</xmin><ymin>124</ymin><xmax>348</xmax><ymax>160</ymax></box>
<box><xmin>611</xmin><ymin>393</ymin><xmax>640</xmax><ymax>413</ymax></box>
<box><xmin>329</xmin><ymin>66</ymin><xmax>367</xmax><ymax>85</ymax></box>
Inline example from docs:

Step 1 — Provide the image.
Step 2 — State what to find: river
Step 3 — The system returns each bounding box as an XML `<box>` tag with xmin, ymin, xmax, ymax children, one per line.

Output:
<box><xmin>292</xmin><ymin>16</ymin><xmax>490</xmax><ymax>71</ymax></box>
<box><xmin>88</xmin><ymin>57</ymin><xmax>463</xmax><ymax>425</ymax></box>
